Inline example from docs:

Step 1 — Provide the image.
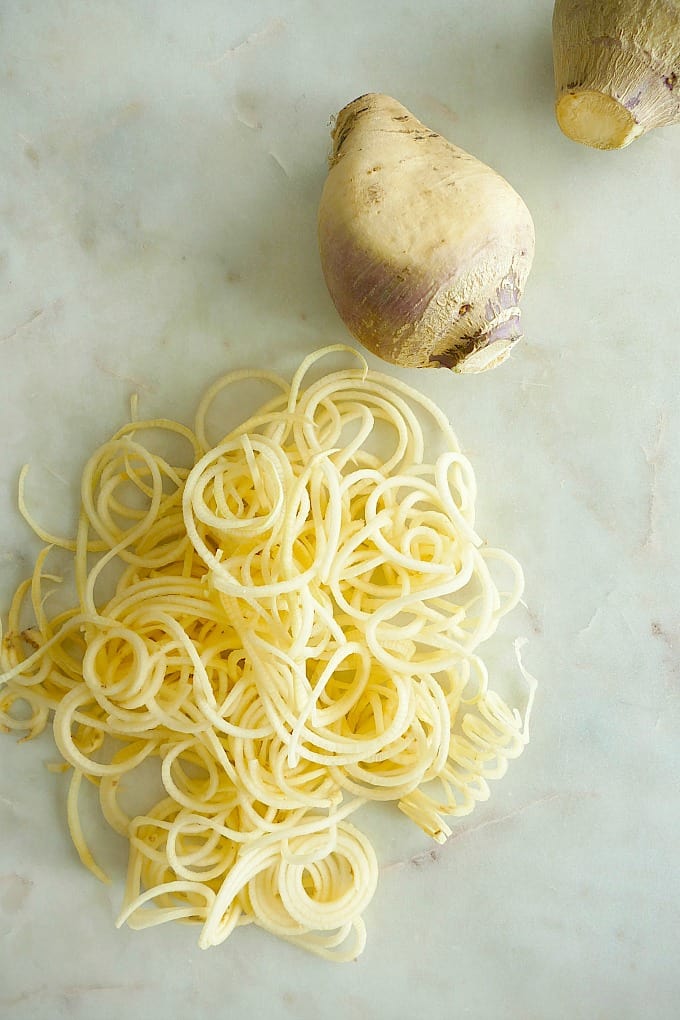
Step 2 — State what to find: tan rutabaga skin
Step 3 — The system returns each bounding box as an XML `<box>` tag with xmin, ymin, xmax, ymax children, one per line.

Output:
<box><xmin>553</xmin><ymin>0</ymin><xmax>680</xmax><ymax>149</ymax></box>
<box><xmin>317</xmin><ymin>94</ymin><xmax>535</xmax><ymax>373</ymax></box>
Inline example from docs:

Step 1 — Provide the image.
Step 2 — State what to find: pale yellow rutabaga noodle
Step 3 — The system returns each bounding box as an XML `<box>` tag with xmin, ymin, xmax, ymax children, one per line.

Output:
<box><xmin>0</xmin><ymin>346</ymin><xmax>535</xmax><ymax>961</ymax></box>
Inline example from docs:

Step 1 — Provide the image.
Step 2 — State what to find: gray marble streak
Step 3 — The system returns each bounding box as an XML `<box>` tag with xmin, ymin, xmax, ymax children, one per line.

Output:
<box><xmin>1</xmin><ymin>1</ymin><xmax>679</xmax><ymax>1017</ymax></box>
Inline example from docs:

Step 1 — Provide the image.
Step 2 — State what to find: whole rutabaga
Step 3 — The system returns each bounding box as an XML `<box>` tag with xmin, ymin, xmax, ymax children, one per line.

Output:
<box><xmin>317</xmin><ymin>94</ymin><xmax>535</xmax><ymax>373</ymax></box>
<box><xmin>553</xmin><ymin>0</ymin><xmax>680</xmax><ymax>149</ymax></box>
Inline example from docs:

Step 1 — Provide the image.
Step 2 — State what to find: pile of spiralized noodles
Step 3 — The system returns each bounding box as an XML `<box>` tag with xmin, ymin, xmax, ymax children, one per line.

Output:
<box><xmin>0</xmin><ymin>346</ymin><xmax>535</xmax><ymax>961</ymax></box>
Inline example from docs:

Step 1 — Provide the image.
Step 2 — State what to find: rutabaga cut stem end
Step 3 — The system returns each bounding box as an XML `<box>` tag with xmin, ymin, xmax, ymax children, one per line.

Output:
<box><xmin>555</xmin><ymin>89</ymin><xmax>643</xmax><ymax>150</ymax></box>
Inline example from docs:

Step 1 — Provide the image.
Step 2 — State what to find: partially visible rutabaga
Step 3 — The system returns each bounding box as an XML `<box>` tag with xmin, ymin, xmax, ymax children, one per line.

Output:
<box><xmin>317</xmin><ymin>94</ymin><xmax>535</xmax><ymax>374</ymax></box>
<box><xmin>553</xmin><ymin>0</ymin><xmax>680</xmax><ymax>149</ymax></box>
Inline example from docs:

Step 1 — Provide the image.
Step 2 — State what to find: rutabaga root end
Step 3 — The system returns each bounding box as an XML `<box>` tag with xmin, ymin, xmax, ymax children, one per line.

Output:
<box><xmin>429</xmin><ymin>313</ymin><xmax>523</xmax><ymax>374</ymax></box>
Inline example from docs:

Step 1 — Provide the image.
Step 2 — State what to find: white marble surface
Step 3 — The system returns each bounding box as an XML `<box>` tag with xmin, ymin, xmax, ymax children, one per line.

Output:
<box><xmin>1</xmin><ymin>1</ymin><xmax>679</xmax><ymax>1017</ymax></box>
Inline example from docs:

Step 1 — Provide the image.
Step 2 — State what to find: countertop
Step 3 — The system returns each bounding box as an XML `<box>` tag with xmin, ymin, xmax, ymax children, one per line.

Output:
<box><xmin>1</xmin><ymin>2</ymin><xmax>679</xmax><ymax>1018</ymax></box>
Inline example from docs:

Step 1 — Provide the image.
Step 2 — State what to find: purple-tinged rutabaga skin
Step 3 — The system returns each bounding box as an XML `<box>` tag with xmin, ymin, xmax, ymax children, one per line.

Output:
<box><xmin>319</xmin><ymin>223</ymin><xmax>442</xmax><ymax>345</ymax></box>
<box><xmin>318</xmin><ymin>94</ymin><xmax>535</xmax><ymax>373</ymax></box>
<box><xmin>553</xmin><ymin>0</ymin><xmax>680</xmax><ymax>149</ymax></box>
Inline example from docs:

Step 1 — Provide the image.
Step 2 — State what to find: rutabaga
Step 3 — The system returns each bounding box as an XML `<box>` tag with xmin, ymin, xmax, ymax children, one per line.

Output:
<box><xmin>553</xmin><ymin>0</ymin><xmax>680</xmax><ymax>149</ymax></box>
<box><xmin>317</xmin><ymin>94</ymin><xmax>535</xmax><ymax>373</ymax></box>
